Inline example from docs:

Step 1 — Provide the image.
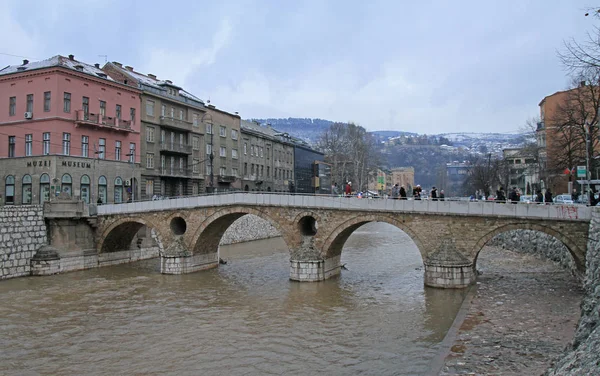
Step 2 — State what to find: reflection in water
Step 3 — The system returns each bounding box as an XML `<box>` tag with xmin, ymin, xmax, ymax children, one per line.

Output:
<box><xmin>0</xmin><ymin>222</ymin><xmax>465</xmax><ymax>376</ymax></box>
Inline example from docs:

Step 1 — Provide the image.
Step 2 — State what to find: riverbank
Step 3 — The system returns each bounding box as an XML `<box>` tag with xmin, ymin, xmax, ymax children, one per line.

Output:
<box><xmin>439</xmin><ymin>246</ymin><xmax>582</xmax><ymax>375</ymax></box>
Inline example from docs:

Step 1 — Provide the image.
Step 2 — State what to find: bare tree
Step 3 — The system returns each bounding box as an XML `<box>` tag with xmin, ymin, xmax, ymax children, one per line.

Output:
<box><xmin>463</xmin><ymin>154</ymin><xmax>501</xmax><ymax>198</ymax></box>
<box><xmin>558</xmin><ymin>8</ymin><xmax>600</xmax><ymax>73</ymax></box>
<box><xmin>318</xmin><ymin>122</ymin><xmax>380</xmax><ymax>192</ymax></box>
<box><xmin>548</xmin><ymin>73</ymin><xmax>600</xmax><ymax>184</ymax></box>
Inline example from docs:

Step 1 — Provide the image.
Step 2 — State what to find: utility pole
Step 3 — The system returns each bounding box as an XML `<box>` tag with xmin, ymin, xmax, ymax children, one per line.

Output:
<box><xmin>209</xmin><ymin>130</ymin><xmax>214</xmax><ymax>193</ymax></box>
<box><xmin>201</xmin><ymin>112</ymin><xmax>214</xmax><ymax>193</ymax></box>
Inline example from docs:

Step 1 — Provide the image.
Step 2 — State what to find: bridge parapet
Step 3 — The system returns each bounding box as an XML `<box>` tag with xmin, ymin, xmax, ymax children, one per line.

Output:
<box><xmin>97</xmin><ymin>193</ymin><xmax>593</xmax><ymax>221</ymax></box>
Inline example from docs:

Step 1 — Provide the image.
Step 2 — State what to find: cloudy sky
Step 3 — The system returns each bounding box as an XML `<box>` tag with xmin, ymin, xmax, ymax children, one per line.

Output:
<box><xmin>0</xmin><ymin>0</ymin><xmax>595</xmax><ymax>133</ymax></box>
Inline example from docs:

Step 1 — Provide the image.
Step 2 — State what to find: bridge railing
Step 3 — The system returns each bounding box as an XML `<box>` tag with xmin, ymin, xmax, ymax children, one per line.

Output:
<box><xmin>95</xmin><ymin>191</ymin><xmax>594</xmax><ymax>221</ymax></box>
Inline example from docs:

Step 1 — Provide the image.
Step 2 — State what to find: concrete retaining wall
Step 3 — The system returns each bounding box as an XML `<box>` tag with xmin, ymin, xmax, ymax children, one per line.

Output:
<box><xmin>0</xmin><ymin>205</ymin><xmax>47</xmax><ymax>279</ymax></box>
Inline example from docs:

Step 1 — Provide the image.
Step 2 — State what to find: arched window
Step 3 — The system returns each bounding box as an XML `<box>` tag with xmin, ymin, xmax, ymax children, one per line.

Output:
<box><xmin>98</xmin><ymin>176</ymin><xmax>107</xmax><ymax>204</ymax></box>
<box><xmin>80</xmin><ymin>175</ymin><xmax>90</xmax><ymax>204</ymax></box>
<box><xmin>61</xmin><ymin>174</ymin><xmax>72</xmax><ymax>197</ymax></box>
<box><xmin>22</xmin><ymin>175</ymin><xmax>32</xmax><ymax>204</ymax></box>
<box><xmin>5</xmin><ymin>176</ymin><xmax>15</xmax><ymax>204</ymax></box>
<box><xmin>114</xmin><ymin>177</ymin><xmax>123</xmax><ymax>203</ymax></box>
<box><xmin>40</xmin><ymin>173</ymin><xmax>50</xmax><ymax>204</ymax></box>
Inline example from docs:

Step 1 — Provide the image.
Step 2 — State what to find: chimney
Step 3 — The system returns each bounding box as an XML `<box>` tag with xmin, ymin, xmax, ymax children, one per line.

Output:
<box><xmin>125</xmin><ymin>66</ymin><xmax>134</xmax><ymax>71</ymax></box>
<box><xmin>581</xmin><ymin>81</ymin><xmax>586</xmax><ymax>87</ymax></box>
<box><xmin>68</xmin><ymin>54</ymin><xmax>75</xmax><ymax>60</ymax></box>
<box><xmin>113</xmin><ymin>62</ymin><xmax>122</xmax><ymax>68</ymax></box>
<box><xmin>22</xmin><ymin>59</ymin><xmax>29</xmax><ymax>65</ymax></box>
<box><xmin>148</xmin><ymin>73</ymin><xmax>156</xmax><ymax>79</ymax></box>
<box><xmin>94</xmin><ymin>63</ymin><xmax>100</xmax><ymax>68</ymax></box>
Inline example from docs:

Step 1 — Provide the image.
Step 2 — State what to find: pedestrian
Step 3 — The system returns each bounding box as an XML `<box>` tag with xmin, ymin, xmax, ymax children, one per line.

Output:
<box><xmin>413</xmin><ymin>184</ymin><xmax>422</xmax><ymax>200</ymax></box>
<box><xmin>431</xmin><ymin>186</ymin><xmax>438</xmax><ymax>201</ymax></box>
<box><xmin>391</xmin><ymin>183</ymin><xmax>399</xmax><ymax>199</ymax></box>
<box><xmin>544</xmin><ymin>188</ymin><xmax>553</xmax><ymax>204</ymax></box>
<box><xmin>536</xmin><ymin>189</ymin><xmax>543</xmax><ymax>203</ymax></box>
<box><xmin>332</xmin><ymin>182</ymin><xmax>339</xmax><ymax>196</ymax></box>
<box><xmin>399</xmin><ymin>186</ymin><xmax>407</xmax><ymax>200</ymax></box>
<box><xmin>508</xmin><ymin>187</ymin><xmax>519</xmax><ymax>204</ymax></box>
<box><xmin>439</xmin><ymin>189</ymin><xmax>445</xmax><ymax>201</ymax></box>
<box><xmin>496</xmin><ymin>187</ymin><xmax>506</xmax><ymax>203</ymax></box>
<box><xmin>571</xmin><ymin>188</ymin><xmax>579</xmax><ymax>203</ymax></box>
<box><xmin>345</xmin><ymin>181</ymin><xmax>352</xmax><ymax>197</ymax></box>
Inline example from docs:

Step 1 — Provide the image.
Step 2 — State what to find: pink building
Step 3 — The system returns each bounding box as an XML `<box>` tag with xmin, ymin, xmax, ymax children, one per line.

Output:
<box><xmin>0</xmin><ymin>55</ymin><xmax>142</xmax><ymax>205</ymax></box>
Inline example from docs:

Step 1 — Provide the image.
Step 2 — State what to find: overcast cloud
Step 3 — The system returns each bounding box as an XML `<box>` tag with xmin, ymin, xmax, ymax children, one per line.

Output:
<box><xmin>0</xmin><ymin>0</ymin><xmax>594</xmax><ymax>133</ymax></box>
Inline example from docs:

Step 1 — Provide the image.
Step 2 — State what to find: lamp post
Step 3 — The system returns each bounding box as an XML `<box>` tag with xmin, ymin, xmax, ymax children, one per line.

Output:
<box><xmin>125</xmin><ymin>152</ymin><xmax>135</xmax><ymax>202</ymax></box>
<box><xmin>585</xmin><ymin>122</ymin><xmax>591</xmax><ymax>203</ymax></box>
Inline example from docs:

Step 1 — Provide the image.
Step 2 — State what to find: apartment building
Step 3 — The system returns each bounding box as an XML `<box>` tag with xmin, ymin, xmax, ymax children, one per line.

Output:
<box><xmin>538</xmin><ymin>83</ymin><xmax>600</xmax><ymax>194</ymax></box>
<box><xmin>240</xmin><ymin>120</ymin><xmax>294</xmax><ymax>192</ymax></box>
<box><xmin>102</xmin><ymin>62</ymin><xmax>206</xmax><ymax>198</ymax></box>
<box><xmin>203</xmin><ymin>105</ymin><xmax>242</xmax><ymax>192</ymax></box>
<box><xmin>0</xmin><ymin>55</ymin><xmax>142</xmax><ymax>205</ymax></box>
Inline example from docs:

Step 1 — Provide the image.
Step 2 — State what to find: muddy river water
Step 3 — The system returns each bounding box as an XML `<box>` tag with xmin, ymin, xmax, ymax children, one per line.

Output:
<box><xmin>1</xmin><ymin>223</ymin><xmax>470</xmax><ymax>375</ymax></box>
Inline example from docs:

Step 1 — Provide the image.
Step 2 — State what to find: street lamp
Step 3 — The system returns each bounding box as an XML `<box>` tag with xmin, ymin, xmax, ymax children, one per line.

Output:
<box><xmin>585</xmin><ymin>122</ymin><xmax>591</xmax><ymax>202</ymax></box>
<box><xmin>125</xmin><ymin>152</ymin><xmax>135</xmax><ymax>202</ymax></box>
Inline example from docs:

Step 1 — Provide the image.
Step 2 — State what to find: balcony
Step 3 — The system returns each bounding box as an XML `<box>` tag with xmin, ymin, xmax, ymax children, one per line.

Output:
<box><xmin>159</xmin><ymin>142</ymin><xmax>193</xmax><ymax>154</ymax></box>
<box><xmin>159</xmin><ymin>167</ymin><xmax>193</xmax><ymax>178</ymax></box>
<box><xmin>218</xmin><ymin>175</ymin><xmax>237</xmax><ymax>183</ymax></box>
<box><xmin>75</xmin><ymin>110</ymin><xmax>133</xmax><ymax>132</ymax></box>
<box><xmin>159</xmin><ymin>116</ymin><xmax>191</xmax><ymax>131</ymax></box>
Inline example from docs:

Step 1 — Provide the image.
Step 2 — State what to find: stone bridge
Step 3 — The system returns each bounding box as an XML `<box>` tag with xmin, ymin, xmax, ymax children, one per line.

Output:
<box><xmin>90</xmin><ymin>193</ymin><xmax>594</xmax><ymax>288</ymax></box>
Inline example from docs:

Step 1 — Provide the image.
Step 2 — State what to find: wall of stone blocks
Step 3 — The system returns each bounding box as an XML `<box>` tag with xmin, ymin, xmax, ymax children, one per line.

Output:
<box><xmin>161</xmin><ymin>252</ymin><xmax>219</xmax><ymax>274</ymax></box>
<box><xmin>0</xmin><ymin>205</ymin><xmax>47</xmax><ymax>279</ymax></box>
<box><xmin>424</xmin><ymin>264</ymin><xmax>475</xmax><ymax>288</ymax></box>
<box><xmin>58</xmin><ymin>247</ymin><xmax>160</xmax><ymax>273</ymax></box>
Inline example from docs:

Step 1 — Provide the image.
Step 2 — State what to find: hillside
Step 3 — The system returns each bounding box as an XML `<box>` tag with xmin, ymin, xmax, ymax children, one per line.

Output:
<box><xmin>246</xmin><ymin>117</ymin><xmax>530</xmax><ymax>188</ymax></box>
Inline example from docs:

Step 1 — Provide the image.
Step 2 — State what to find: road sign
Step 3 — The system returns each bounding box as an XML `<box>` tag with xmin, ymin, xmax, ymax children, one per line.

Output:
<box><xmin>577</xmin><ymin>166</ymin><xmax>587</xmax><ymax>178</ymax></box>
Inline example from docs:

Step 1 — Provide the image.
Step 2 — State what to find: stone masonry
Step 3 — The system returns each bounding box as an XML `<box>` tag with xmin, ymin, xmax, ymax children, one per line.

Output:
<box><xmin>545</xmin><ymin>208</ymin><xmax>600</xmax><ymax>375</ymax></box>
<box><xmin>220</xmin><ymin>214</ymin><xmax>280</xmax><ymax>245</ymax></box>
<box><xmin>95</xmin><ymin>202</ymin><xmax>591</xmax><ymax>287</ymax></box>
<box><xmin>0</xmin><ymin>205</ymin><xmax>47</xmax><ymax>279</ymax></box>
<box><xmin>489</xmin><ymin>229</ymin><xmax>580</xmax><ymax>279</ymax></box>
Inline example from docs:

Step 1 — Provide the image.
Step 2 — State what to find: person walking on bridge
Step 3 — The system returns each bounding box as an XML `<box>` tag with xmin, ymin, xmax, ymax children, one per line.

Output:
<box><xmin>399</xmin><ymin>186</ymin><xmax>407</xmax><ymax>200</ymax></box>
<box><xmin>345</xmin><ymin>182</ymin><xmax>352</xmax><ymax>197</ymax></box>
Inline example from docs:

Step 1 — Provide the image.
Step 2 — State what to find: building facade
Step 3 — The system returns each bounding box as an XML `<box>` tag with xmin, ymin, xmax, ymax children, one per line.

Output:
<box><xmin>0</xmin><ymin>55</ymin><xmax>142</xmax><ymax>205</ymax></box>
<box><xmin>203</xmin><ymin>105</ymin><xmax>242</xmax><ymax>192</ymax></box>
<box><xmin>445</xmin><ymin>162</ymin><xmax>470</xmax><ymax>197</ymax></box>
<box><xmin>538</xmin><ymin>84</ymin><xmax>600</xmax><ymax>195</ymax></box>
<box><xmin>102</xmin><ymin>62</ymin><xmax>209</xmax><ymax>198</ymax></box>
<box><xmin>240</xmin><ymin>120</ymin><xmax>294</xmax><ymax>192</ymax></box>
<box><xmin>502</xmin><ymin>148</ymin><xmax>539</xmax><ymax>195</ymax></box>
<box><xmin>294</xmin><ymin>143</ymin><xmax>326</xmax><ymax>194</ymax></box>
<box><xmin>390</xmin><ymin>167</ymin><xmax>415</xmax><ymax>191</ymax></box>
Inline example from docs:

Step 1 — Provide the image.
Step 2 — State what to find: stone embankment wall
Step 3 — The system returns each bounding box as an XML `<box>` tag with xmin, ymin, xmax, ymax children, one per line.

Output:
<box><xmin>0</xmin><ymin>205</ymin><xmax>47</xmax><ymax>279</ymax></box>
<box><xmin>545</xmin><ymin>209</ymin><xmax>600</xmax><ymax>375</ymax></box>
<box><xmin>220</xmin><ymin>215</ymin><xmax>280</xmax><ymax>245</ymax></box>
<box><xmin>488</xmin><ymin>230</ymin><xmax>579</xmax><ymax>277</ymax></box>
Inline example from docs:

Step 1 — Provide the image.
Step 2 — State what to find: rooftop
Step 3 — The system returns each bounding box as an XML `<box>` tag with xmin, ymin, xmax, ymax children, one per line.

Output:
<box><xmin>0</xmin><ymin>55</ymin><xmax>114</xmax><ymax>81</ymax></box>
<box><xmin>104</xmin><ymin>62</ymin><xmax>204</xmax><ymax>104</ymax></box>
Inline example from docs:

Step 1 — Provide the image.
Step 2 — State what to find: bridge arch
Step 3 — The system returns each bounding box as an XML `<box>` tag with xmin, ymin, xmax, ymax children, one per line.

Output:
<box><xmin>190</xmin><ymin>206</ymin><xmax>292</xmax><ymax>256</ymax></box>
<box><xmin>321</xmin><ymin>214</ymin><xmax>427</xmax><ymax>261</ymax></box>
<box><xmin>97</xmin><ymin>217</ymin><xmax>165</xmax><ymax>254</ymax></box>
<box><xmin>472</xmin><ymin>223</ymin><xmax>585</xmax><ymax>273</ymax></box>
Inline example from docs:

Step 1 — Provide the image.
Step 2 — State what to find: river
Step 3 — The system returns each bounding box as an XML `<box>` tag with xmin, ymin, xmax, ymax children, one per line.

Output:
<box><xmin>0</xmin><ymin>222</ymin><xmax>468</xmax><ymax>376</ymax></box>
